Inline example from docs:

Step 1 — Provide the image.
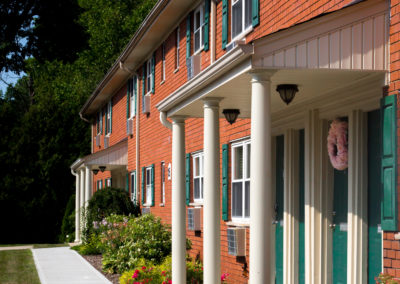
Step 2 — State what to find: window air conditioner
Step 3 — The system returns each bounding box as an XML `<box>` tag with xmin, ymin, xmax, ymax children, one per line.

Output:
<box><xmin>188</xmin><ymin>208</ymin><xmax>201</xmax><ymax>231</ymax></box>
<box><xmin>141</xmin><ymin>207</ymin><xmax>150</xmax><ymax>215</ymax></box>
<box><xmin>186</xmin><ymin>54</ymin><xmax>201</xmax><ymax>80</ymax></box>
<box><xmin>127</xmin><ymin>118</ymin><xmax>134</xmax><ymax>135</ymax></box>
<box><xmin>104</xmin><ymin>136</ymin><xmax>110</xmax><ymax>149</ymax></box>
<box><xmin>227</xmin><ymin>227</ymin><xmax>246</xmax><ymax>256</ymax></box>
<box><xmin>95</xmin><ymin>134</ymin><xmax>101</xmax><ymax>147</ymax></box>
<box><xmin>143</xmin><ymin>95</ymin><xmax>151</xmax><ymax>114</ymax></box>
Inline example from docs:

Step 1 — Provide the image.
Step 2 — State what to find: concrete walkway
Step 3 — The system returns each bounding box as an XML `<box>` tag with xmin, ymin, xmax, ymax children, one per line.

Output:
<box><xmin>32</xmin><ymin>247</ymin><xmax>111</xmax><ymax>284</ymax></box>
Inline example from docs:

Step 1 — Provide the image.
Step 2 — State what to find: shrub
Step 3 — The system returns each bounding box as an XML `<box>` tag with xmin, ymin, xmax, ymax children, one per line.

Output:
<box><xmin>71</xmin><ymin>233</ymin><xmax>102</xmax><ymax>255</ymax></box>
<box><xmin>100</xmin><ymin>214</ymin><xmax>171</xmax><ymax>273</ymax></box>
<box><xmin>375</xmin><ymin>273</ymin><xmax>398</xmax><ymax>284</ymax></box>
<box><xmin>83</xmin><ymin>187</ymin><xmax>140</xmax><ymax>241</ymax></box>
<box><xmin>59</xmin><ymin>193</ymin><xmax>76</xmax><ymax>243</ymax></box>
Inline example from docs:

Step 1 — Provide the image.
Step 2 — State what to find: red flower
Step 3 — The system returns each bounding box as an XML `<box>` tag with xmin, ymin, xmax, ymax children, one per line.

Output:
<box><xmin>142</xmin><ymin>266</ymin><xmax>146</xmax><ymax>271</ymax></box>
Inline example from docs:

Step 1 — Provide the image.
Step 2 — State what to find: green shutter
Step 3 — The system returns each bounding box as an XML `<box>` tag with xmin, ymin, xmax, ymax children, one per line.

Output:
<box><xmin>110</xmin><ymin>101</ymin><xmax>112</xmax><ymax>133</ymax></box>
<box><xmin>222</xmin><ymin>0</ymin><xmax>228</xmax><ymax>49</ymax></box>
<box><xmin>252</xmin><ymin>0</ymin><xmax>259</xmax><ymax>27</ymax></box>
<box><xmin>186</xmin><ymin>153</ymin><xmax>190</xmax><ymax>205</ymax></box>
<box><xmin>127</xmin><ymin>79</ymin><xmax>130</xmax><ymax>119</ymax></box>
<box><xmin>151</xmin><ymin>164</ymin><xmax>155</xmax><ymax>206</ymax></box>
<box><xmin>204</xmin><ymin>0</ymin><xmax>210</xmax><ymax>51</ymax></box>
<box><xmin>141</xmin><ymin>167</ymin><xmax>145</xmax><ymax>205</ymax></box>
<box><xmin>142</xmin><ymin>65</ymin><xmax>145</xmax><ymax>113</ymax></box>
<box><xmin>186</xmin><ymin>14</ymin><xmax>191</xmax><ymax>58</ymax></box>
<box><xmin>222</xmin><ymin>144</ymin><xmax>229</xmax><ymax>221</ymax></box>
<box><xmin>126</xmin><ymin>173</ymin><xmax>129</xmax><ymax>192</ymax></box>
<box><xmin>381</xmin><ymin>95</ymin><xmax>398</xmax><ymax>231</ymax></box>
<box><xmin>151</xmin><ymin>54</ymin><xmax>155</xmax><ymax>94</ymax></box>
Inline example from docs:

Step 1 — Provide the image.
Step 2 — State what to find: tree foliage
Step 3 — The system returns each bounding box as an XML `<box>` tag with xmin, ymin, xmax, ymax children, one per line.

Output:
<box><xmin>0</xmin><ymin>0</ymin><xmax>156</xmax><ymax>243</ymax></box>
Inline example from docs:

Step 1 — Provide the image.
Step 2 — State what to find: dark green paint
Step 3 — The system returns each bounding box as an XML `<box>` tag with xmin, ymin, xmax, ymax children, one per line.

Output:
<box><xmin>252</xmin><ymin>0</ymin><xmax>259</xmax><ymax>27</ymax></box>
<box><xmin>204</xmin><ymin>0</ymin><xmax>210</xmax><ymax>51</ymax></box>
<box><xmin>221</xmin><ymin>0</ymin><xmax>228</xmax><ymax>49</ymax></box>
<box><xmin>186</xmin><ymin>153</ymin><xmax>190</xmax><ymax>205</ymax></box>
<box><xmin>222</xmin><ymin>144</ymin><xmax>229</xmax><ymax>221</ymax></box>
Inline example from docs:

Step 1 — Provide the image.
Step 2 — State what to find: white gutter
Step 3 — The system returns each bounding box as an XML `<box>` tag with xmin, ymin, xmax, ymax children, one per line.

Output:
<box><xmin>135</xmin><ymin>76</ymin><xmax>140</xmax><ymax>203</ymax></box>
<box><xmin>160</xmin><ymin>112</ymin><xmax>172</xmax><ymax>129</ymax></box>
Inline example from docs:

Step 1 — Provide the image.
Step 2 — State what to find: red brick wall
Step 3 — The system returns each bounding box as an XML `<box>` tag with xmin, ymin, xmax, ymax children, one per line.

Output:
<box><xmin>383</xmin><ymin>232</ymin><xmax>400</xmax><ymax>279</ymax></box>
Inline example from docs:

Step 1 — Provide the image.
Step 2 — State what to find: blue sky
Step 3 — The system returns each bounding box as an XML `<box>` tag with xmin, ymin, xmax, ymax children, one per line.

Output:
<box><xmin>0</xmin><ymin>71</ymin><xmax>25</xmax><ymax>93</ymax></box>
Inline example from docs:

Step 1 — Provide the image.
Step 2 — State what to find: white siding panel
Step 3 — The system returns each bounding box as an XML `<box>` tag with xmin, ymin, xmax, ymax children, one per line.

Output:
<box><xmin>264</xmin><ymin>55</ymin><xmax>273</xmax><ymax>67</ymax></box>
<box><xmin>363</xmin><ymin>19</ymin><xmax>373</xmax><ymax>70</ymax></box>
<box><xmin>352</xmin><ymin>23</ymin><xmax>362</xmax><ymax>69</ymax></box>
<box><xmin>341</xmin><ymin>27</ymin><xmax>352</xmax><ymax>69</ymax></box>
<box><xmin>274</xmin><ymin>51</ymin><xmax>285</xmax><ymax>67</ymax></box>
<box><xmin>285</xmin><ymin>47</ymin><xmax>296</xmax><ymax>67</ymax></box>
<box><xmin>319</xmin><ymin>35</ymin><xmax>329</xmax><ymax>68</ymax></box>
<box><xmin>307</xmin><ymin>39</ymin><xmax>318</xmax><ymax>68</ymax></box>
<box><xmin>374</xmin><ymin>14</ymin><xmax>385</xmax><ymax>70</ymax></box>
<box><xmin>329</xmin><ymin>31</ymin><xmax>340</xmax><ymax>69</ymax></box>
<box><xmin>296</xmin><ymin>43</ymin><xmax>307</xmax><ymax>68</ymax></box>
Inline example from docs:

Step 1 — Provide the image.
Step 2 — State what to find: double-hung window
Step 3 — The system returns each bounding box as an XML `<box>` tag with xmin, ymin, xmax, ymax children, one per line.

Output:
<box><xmin>130</xmin><ymin>78</ymin><xmax>136</xmax><ymax>118</ymax></box>
<box><xmin>231</xmin><ymin>140</ymin><xmax>251</xmax><ymax>221</ymax></box>
<box><xmin>97</xmin><ymin>180</ymin><xmax>103</xmax><ymax>191</ymax></box>
<box><xmin>105</xmin><ymin>101</ymin><xmax>112</xmax><ymax>135</ymax></box>
<box><xmin>194</xmin><ymin>3</ymin><xmax>205</xmax><ymax>53</ymax></box>
<box><xmin>161</xmin><ymin>44</ymin><xmax>166</xmax><ymax>82</ymax></box>
<box><xmin>146</xmin><ymin>59</ymin><xmax>152</xmax><ymax>95</ymax></box>
<box><xmin>231</xmin><ymin>0</ymin><xmax>252</xmax><ymax>40</ymax></box>
<box><xmin>97</xmin><ymin>111</ymin><xmax>102</xmax><ymax>135</ymax></box>
<box><xmin>106</xmin><ymin>178</ymin><xmax>112</xmax><ymax>187</ymax></box>
<box><xmin>131</xmin><ymin>171</ymin><xmax>136</xmax><ymax>203</ymax></box>
<box><xmin>145</xmin><ymin>167</ymin><xmax>153</xmax><ymax>205</ymax></box>
<box><xmin>161</xmin><ymin>162</ymin><xmax>165</xmax><ymax>204</ymax></box>
<box><xmin>193</xmin><ymin>152</ymin><xmax>204</xmax><ymax>202</ymax></box>
<box><xmin>176</xmin><ymin>28</ymin><xmax>180</xmax><ymax>68</ymax></box>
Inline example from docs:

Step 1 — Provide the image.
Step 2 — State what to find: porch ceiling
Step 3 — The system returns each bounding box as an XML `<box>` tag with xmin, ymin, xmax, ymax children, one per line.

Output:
<box><xmin>169</xmin><ymin>68</ymin><xmax>385</xmax><ymax>124</ymax></box>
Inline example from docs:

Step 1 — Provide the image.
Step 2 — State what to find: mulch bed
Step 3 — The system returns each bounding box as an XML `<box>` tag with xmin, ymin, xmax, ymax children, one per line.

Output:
<box><xmin>82</xmin><ymin>254</ymin><xmax>120</xmax><ymax>284</ymax></box>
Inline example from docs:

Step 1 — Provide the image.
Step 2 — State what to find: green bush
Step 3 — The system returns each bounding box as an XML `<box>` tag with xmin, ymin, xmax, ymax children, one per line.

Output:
<box><xmin>71</xmin><ymin>234</ymin><xmax>102</xmax><ymax>255</ymax></box>
<box><xmin>83</xmin><ymin>187</ymin><xmax>140</xmax><ymax>241</ymax></box>
<box><xmin>119</xmin><ymin>256</ymin><xmax>203</xmax><ymax>284</ymax></box>
<box><xmin>100</xmin><ymin>214</ymin><xmax>171</xmax><ymax>274</ymax></box>
<box><xmin>59</xmin><ymin>193</ymin><xmax>76</xmax><ymax>243</ymax></box>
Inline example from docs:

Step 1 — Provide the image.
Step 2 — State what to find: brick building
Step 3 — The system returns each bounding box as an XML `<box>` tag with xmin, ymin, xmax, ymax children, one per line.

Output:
<box><xmin>71</xmin><ymin>0</ymin><xmax>398</xmax><ymax>283</ymax></box>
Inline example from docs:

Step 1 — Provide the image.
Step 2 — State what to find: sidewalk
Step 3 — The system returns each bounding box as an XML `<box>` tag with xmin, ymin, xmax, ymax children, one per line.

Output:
<box><xmin>32</xmin><ymin>247</ymin><xmax>111</xmax><ymax>284</ymax></box>
<box><xmin>0</xmin><ymin>245</ymin><xmax>33</xmax><ymax>251</ymax></box>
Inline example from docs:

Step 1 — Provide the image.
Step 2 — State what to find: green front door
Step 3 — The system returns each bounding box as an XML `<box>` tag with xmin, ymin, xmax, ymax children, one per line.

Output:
<box><xmin>332</xmin><ymin>168</ymin><xmax>348</xmax><ymax>284</ymax></box>
<box><xmin>368</xmin><ymin>109</ymin><xmax>382</xmax><ymax>283</ymax></box>
<box><xmin>275</xmin><ymin>135</ymin><xmax>284</xmax><ymax>284</ymax></box>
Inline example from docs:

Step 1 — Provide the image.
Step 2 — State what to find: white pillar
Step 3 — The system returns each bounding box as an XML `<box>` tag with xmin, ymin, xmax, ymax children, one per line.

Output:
<box><xmin>75</xmin><ymin>171</ymin><xmax>81</xmax><ymax>242</ymax></box>
<box><xmin>249</xmin><ymin>73</ymin><xmax>272</xmax><ymax>283</ymax></box>
<box><xmin>283</xmin><ymin>129</ymin><xmax>300</xmax><ymax>284</ymax></box>
<box><xmin>79</xmin><ymin>168</ymin><xmax>85</xmax><ymax>235</ymax></box>
<box><xmin>203</xmin><ymin>98</ymin><xmax>221</xmax><ymax>284</ymax></box>
<box><xmin>171</xmin><ymin>117</ymin><xmax>186</xmax><ymax>284</ymax></box>
<box><xmin>347</xmin><ymin>110</ymin><xmax>367</xmax><ymax>284</ymax></box>
<box><xmin>85</xmin><ymin>166</ymin><xmax>91</xmax><ymax>207</ymax></box>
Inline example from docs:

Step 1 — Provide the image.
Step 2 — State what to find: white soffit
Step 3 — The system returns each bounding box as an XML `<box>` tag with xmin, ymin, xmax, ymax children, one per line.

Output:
<box><xmin>84</xmin><ymin>139</ymin><xmax>127</xmax><ymax>167</ymax></box>
<box><xmin>252</xmin><ymin>0</ymin><xmax>389</xmax><ymax>71</ymax></box>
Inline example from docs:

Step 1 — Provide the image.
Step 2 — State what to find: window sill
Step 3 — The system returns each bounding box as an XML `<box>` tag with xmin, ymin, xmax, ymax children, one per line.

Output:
<box><xmin>193</xmin><ymin>47</ymin><xmax>204</xmax><ymax>56</ymax></box>
<box><xmin>159</xmin><ymin>203</ymin><xmax>165</xmax><ymax>207</ymax></box>
<box><xmin>189</xmin><ymin>202</ymin><xmax>203</xmax><ymax>207</ymax></box>
<box><xmin>226</xmin><ymin>221</ymin><xmax>249</xmax><ymax>227</ymax></box>
<box><xmin>173</xmin><ymin>68</ymin><xmax>179</xmax><ymax>74</ymax></box>
<box><xmin>230</xmin><ymin>26</ymin><xmax>253</xmax><ymax>45</ymax></box>
<box><xmin>160</xmin><ymin>80</ymin><xmax>165</xmax><ymax>86</ymax></box>
<box><xmin>143</xmin><ymin>204</ymin><xmax>151</xmax><ymax>208</ymax></box>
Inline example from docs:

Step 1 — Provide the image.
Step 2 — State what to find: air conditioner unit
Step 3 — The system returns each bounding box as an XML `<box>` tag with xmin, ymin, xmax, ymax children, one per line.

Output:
<box><xmin>143</xmin><ymin>95</ymin><xmax>150</xmax><ymax>114</ymax></box>
<box><xmin>186</xmin><ymin>54</ymin><xmax>201</xmax><ymax>80</ymax></box>
<box><xmin>127</xmin><ymin>118</ymin><xmax>134</xmax><ymax>135</ymax></box>
<box><xmin>104</xmin><ymin>136</ymin><xmax>110</xmax><ymax>149</ymax></box>
<box><xmin>227</xmin><ymin>227</ymin><xmax>246</xmax><ymax>256</ymax></box>
<box><xmin>188</xmin><ymin>208</ymin><xmax>201</xmax><ymax>231</ymax></box>
<box><xmin>95</xmin><ymin>134</ymin><xmax>101</xmax><ymax>147</ymax></box>
<box><xmin>141</xmin><ymin>207</ymin><xmax>150</xmax><ymax>215</ymax></box>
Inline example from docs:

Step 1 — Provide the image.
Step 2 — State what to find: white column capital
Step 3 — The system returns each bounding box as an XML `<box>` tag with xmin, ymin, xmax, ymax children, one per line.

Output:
<box><xmin>250</xmin><ymin>70</ymin><xmax>276</xmax><ymax>83</ymax></box>
<box><xmin>202</xmin><ymin>97</ymin><xmax>223</xmax><ymax>108</ymax></box>
<box><xmin>171</xmin><ymin>116</ymin><xmax>187</xmax><ymax>124</ymax></box>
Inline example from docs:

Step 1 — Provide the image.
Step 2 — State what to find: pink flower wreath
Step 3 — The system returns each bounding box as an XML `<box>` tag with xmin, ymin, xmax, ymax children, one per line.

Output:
<box><xmin>327</xmin><ymin>119</ymin><xmax>348</xmax><ymax>170</ymax></box>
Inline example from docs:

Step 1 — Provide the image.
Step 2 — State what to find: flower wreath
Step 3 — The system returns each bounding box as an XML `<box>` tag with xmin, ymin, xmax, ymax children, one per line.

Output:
<box><xmin>327</xmin><ymin>118</ymin><xmax>348</xmax><ymax>170</ymax></box>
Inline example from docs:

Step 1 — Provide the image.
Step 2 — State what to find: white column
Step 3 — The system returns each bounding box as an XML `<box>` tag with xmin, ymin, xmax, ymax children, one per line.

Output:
<box><xmin>249</xmin><ymin>73</ymin><xmax>272</xmax><ymax>283</ymax></box>
<box><xmin>203</xmin><ymin>98</ymin><xmax>221</xmax><ymax>284</ymax></box>
<box><xmin>85</xmin><ymin>166</ymin><xmax>91</xmax><ymax>207</ymax></box>
<box><xmin>283</xmin><ymin>129</ymin><xmax>299</xmax><ymax>284</ymax></box>
<box><xmin>75</xmin><ymin>171</ymin><xmax>81</xmax><ymax>242</ymax></box>
<box><xmin>79</xmin><ymin>168</ymin><xmax>85</xmax><ymax>234</ymax></box>
<box><xmin>304</xmin><ymin>111</ymin><xmax>333</xmax><ymax>284</ymax></box>
<box><xmin>347</xmin><ymin>110</ymin><xmax>367</xmax><ymax>284</ymax></box>
<box><xmin>171</xmin><ymin>117</ymin><xmax>186</xmax><ymax>284</ymax></box>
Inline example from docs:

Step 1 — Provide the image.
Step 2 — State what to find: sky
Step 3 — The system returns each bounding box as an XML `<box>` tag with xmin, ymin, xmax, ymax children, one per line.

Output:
<box><xmin>0</xmin><ymin>70</ymin><xmax>25</xmax><ymax>93</ymax></box>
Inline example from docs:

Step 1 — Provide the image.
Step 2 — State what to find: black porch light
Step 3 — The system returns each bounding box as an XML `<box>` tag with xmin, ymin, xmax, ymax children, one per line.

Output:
<box><xmin>99</xmin><ymin>166</ymin><xmax>106</xmax><ymax>172</ymax></box>
<box><xmin>222</xmin><ymin>109</ymin><xmax>240</xmax><ymax>125</ymax></box>
<box><xmin>276</xmin><ymin>84</ymin><xmax>299</xmax><ymax>105</ymax></box>
<box><xmin>92</xmin><ymin>169</ymin><xmax>99</xmax><ymax>175</ymax></box>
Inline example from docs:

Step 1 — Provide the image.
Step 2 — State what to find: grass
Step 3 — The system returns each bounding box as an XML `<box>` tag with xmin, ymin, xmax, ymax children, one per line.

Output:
<box><xmin>0</xmin><ymin>249</ymin><xmax>40</xmax><ymax>284</ymax></box>
<box><xmin>0</xmin><ymin>243</ymin><xmax>69</xmax><ymax>248</ymax></box>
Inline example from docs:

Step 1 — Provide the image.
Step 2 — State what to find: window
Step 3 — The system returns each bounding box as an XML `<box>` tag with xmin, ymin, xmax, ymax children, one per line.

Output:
<box><xmin>146</xmin><ymin>59</ymin><xmax>152</xmax><ymax>94</ymax></box>
<box><xmin>193</xmin><ymin>152</ymin><xmax>204</xmax><ymax>202</ymax></box>
<box><xmin>176</xmin><ymin>27</ymin><xmax>180</xmax><ymax>68</ymax></box>
<box><xmin>106</xmin><ymin>178</ymin><xmax>112</xmax><ymax>187</ymax></box>
<box><xmin>161</xmin><ymin>162</ymin><xmax>165</xmax><ymax>204</ymax></box>
<box><xmin>97</xmin><ymin>179</ymin><xmax>103</xmax><ymax>191</ymax></box>
<box><xmin>161</xmin><ymin>44</ymin><xmax>166</xmax><ymax>82</ymax></box>
<box><xmin>194</xmin><ymin>4</ymin><xmax>205</xmax><ymax>53</ymax></box>
<box><xmin>231</xmin><ymin>140</ymin><xmax>251</xmax><ymax>220</ymax></box>
<box><xmin>145</xmin><ymin>167</ymin><xmax>153</xmax><ymax>205</ymax></box>
<box><xmin>129</xmin><ymin>78</ymin><xmax>136</xmax><ymax>118</ymax></box>
<box><xmin>105</xmin><ymin>101</ymin><xmax>112</xmax><ymax>135</ymax></box>
<box><xmin>131</xmin><ymin>171</ymin><xmax>136</xmax><ymax>203</ymax></box>
<box><xmin>231</xmin><ymin>0</ymin><xmax>252</xmax><ymax>40</ymax></box>
<box><xmin>97</xmin><ymin>110</ymin><xmax>102</xmax><ymax>135</ymax></box>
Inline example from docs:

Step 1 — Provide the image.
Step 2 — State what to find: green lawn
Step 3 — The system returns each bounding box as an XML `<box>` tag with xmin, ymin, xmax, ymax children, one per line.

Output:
<box><xmin>0</xmin><ymin>249</ymin><xmax>40</xmax><ymax>284</ymax></box>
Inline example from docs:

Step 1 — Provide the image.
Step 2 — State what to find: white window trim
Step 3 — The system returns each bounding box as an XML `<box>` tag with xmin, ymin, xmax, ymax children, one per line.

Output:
<box><xmin>129</xmin><ymin>77</ymin><xmax>136</xmax><ymax>119</ymax></box>
<box><xmin>230</xmin><ymin>0</ymin><xmax>253</xmax><ymax>44</ymax></box>
<box><xmin>193</xmin><ymin>3</ymin><xmax>205</xmax><ymax>54</ymax></box>
<box><xmin>106</xmin><ymin>101</ymin><xmax>112</xmax><ymax>136</ymax></box>
<box><xmin>145</xmin><ymin>166</ymin><xmax>152</xmax><ymax>206</ymax></box>
<box><xmin>192</xmin><ymin>152</ymin><xmax>204</xmax><ymax>203</ymax></box>
<box><xmin>146</xmin><ymin>59</ymin><xmax>152</xmax><ymax>95</ymax></box>
<box><xmin>131</xmin><ymin>171</ymin><xmax>136</xmax><ymax>203</ymax></box>
<box><xmin>106</xmin><ymin>178</ymin><xmax>111</xmax><ymax>188</ymax></box>
<box><xmin>161</xmin><ymin>44</ymin><xmax>166</xmax><ymax>82</ymax></box>
<box><xmin>161</xmin><ymin>162</ymin><xmax>165</xmax><ymax>206</ymax></box>
<box><xmin>176</xmin><ymin>27</ymin><xmax>180</xmax><ymax>69</ymax></box>
<box><xmin>97</xmin><ymin>110</ymin><xmax>102</xmax><ymax>135</ymax></box>
<box><xmin>231</xmin><ymin>139</ymin><xmax>251</xmax><ymax>223</ymax></box>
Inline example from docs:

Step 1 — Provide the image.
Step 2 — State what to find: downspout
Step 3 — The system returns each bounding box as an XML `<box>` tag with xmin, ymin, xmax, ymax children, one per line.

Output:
<box><xmin>160</xmin><ymin>111</ymin><xmax>172</xmax><ymax>129</ymax></box>
<box><xmin>136</xmin><ymin>76</ymin><xmax>140</xmax><ymax>203</ymax></box>
<box><xmin>210</xmin><ymin>0</ymin><xmax>216</xmax><ymax>64</ymax></box>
